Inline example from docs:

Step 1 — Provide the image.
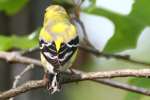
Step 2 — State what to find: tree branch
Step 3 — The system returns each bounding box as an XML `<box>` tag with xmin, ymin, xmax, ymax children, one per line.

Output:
<box><xmin>0</xmin><ymin>51</ymin><xmax>41</xmax><ymax>66</ymax></box>
<box><xmin>2</xmin><ymin>68</ymin><xmax>150</xmax><ymax>99</ymax></box>
<box><xmin>0</xmin><ymin>80</ymin><xmax>46</xmax><ymax>99</ymax></box>
<box><xmin>1</xmin><ymin>51</ymin><xmax>150</xmax><ymax>99</ymax></box>
<box><xmin>79</xmin><ymin>46</ymin><xmax>150</xmax><ymax>67</ymax></box>
<box><xmin>94</xmin><ymin>79</ymin><xmax>150</xmax><ymax>96</ymax></box>
<box><xmin>69</xmin><ymin>69</ymin><xmax>150</xmax><ymax>80</ymax></box>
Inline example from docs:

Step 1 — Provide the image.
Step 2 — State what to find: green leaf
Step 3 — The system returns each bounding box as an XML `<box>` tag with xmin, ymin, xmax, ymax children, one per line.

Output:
<box><xmin>124</xmin><ymin>78</ymin><xmax>150</xmax><ymax>100</ymax></box>
<box><xmin>0</xmin><ymin>29</ymin><xmax>39</xmax><ymax>51</ymax></box>
<box><xmin>0</xmin><ymin>0</ymin><xmax>28</xmax><ymax>15</ymax></box>
<box><xmin>12</xmin><ymin>35</ymin><xmax>38</xmax><ymax>49</ymax></box>
<box><xmin>0</xmin><ymin>35</ymin><xmax>12</xmax><ymax>51</ymax></box>
<box><xmin>83</xmin><ymin>0</ymin><xmax>150</xmax><ymax>53</ymax></box>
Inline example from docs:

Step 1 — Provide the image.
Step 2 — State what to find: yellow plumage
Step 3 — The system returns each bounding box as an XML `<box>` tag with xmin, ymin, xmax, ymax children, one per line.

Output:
<box><xmin>40</xmin><ymin>5</ymin><xmax>77</xmax><ymax>51</ymax></box>
<box><xmin>39</xmin><ymin>28</ymin><xmax>52</xmax><ymax>42</ymax></box>
<box><xmin>39</xmin><ymin>5</ymin><xmax>79</xmax><ymax>94</ymax></box>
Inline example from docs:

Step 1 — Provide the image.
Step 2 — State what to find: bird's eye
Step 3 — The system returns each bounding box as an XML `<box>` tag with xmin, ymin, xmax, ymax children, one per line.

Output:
<box><xmin>40</xmin><ymin>39</ymin><xmax>45</xmax><ymax>44</ymax></box>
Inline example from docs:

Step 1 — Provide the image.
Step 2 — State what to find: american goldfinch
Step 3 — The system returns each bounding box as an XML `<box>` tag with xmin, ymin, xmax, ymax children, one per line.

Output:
<box><xmin>39</xmin><ymin>5</ymin><xmax>79</xmax><ymax>94</ymax></box>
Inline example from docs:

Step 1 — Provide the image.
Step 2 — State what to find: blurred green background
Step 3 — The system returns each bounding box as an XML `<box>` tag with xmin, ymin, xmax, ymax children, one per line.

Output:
<box><xmin>0</xmin><ymin>0</ymin><xmax>150</xmax><ymax>100</ymax></box>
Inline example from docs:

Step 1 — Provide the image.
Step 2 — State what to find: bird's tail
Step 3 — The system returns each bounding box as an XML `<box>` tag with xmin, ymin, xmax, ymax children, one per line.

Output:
<box><xmin>47</xmin><ymin>72</ymin><xmax>60</xmax><ymax>94</ymax></box>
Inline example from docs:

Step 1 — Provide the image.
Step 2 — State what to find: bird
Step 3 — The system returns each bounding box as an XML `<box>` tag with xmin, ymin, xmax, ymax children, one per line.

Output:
<box><xmin>39</xmin><ymin>5</ymin><xmax>79</xmax><ymax>94</ymax></box>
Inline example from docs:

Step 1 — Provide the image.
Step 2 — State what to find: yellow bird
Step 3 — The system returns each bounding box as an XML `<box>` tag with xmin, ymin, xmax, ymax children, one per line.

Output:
<box><xmin>39</xmin><ymin>5</ymin><xmax>79</xmax><ymax>94</ymax></box>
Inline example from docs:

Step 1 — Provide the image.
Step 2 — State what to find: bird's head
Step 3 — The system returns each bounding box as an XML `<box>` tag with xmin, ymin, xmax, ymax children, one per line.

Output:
<box><xmin>44</xmin><ymin>5</ymin><xmax>68</xmax><ymax>22</ymax></box>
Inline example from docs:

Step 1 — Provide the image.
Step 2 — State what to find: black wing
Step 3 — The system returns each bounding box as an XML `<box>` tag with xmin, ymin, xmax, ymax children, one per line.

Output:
<box><xmin>39</xmin><ymin>36</ymin><xmax>79</xmax><ymax>70</ymax></box>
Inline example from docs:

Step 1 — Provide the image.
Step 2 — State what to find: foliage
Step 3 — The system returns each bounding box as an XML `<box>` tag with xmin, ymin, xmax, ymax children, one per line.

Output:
<box><xmin>0</xmin><ymin>29</ymin><xmax>39</xmax><ymax>51</ymax></box>
<box><xmin>0</xmin><ymin>0</ymin><xmax>150</xmax><ymax>53</ymax></box>
<box><xmin>0</xmin><ymin>0</ymin><xmax>28</xmax><ymax>15</ymax></box>
<box><xmin>83</xmin><ymin>0</ymin><xmax>150</xmax><ymax>53</ymax></box>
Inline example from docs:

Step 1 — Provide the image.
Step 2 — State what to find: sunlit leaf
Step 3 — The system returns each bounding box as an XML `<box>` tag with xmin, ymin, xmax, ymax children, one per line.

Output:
<box><xmin>0</xmin><ymin>29</ymin><xmax>39</xmax><ymax>51</ymax></box>
<box><xmin>0</xmin><ymin>35</ymin><xmax>12</xmax><ymax>51</ymax></box>
<box><xmin>83</xmin><ymin>0</ymin><xmax>150</xmax><ymax>53</ymax></box>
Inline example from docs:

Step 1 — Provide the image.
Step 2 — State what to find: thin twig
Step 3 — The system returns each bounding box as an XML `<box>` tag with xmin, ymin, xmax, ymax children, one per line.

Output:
<box><xmin>79</xmin><ymin>46</ymin><xmax>150</xmax><ymax>67</ymax></box>
<box><xmin>2</xmin><ymin>68</ymin><xmax>150</xmax><ymax>99</ymax></box>
<box><xmin>94</xmin><ymin>79</ymin><xmax>150</xmax><ymax>96</ymax></box>
<box><xmin>72</xmin><ymin>0</ymin><xmax>82</xmax><ymax>7</ymax></box>
<box><xmin>9</xmin><ymin>64</ymin><xmax>34</xmax><ymax>100</ymax></box>
<box><xmin>20</xmin><ymin>46</ymin><xmax>40</xmax><ymax>55</ymax></box>
<box><xmin>0</xmin><ymin>51</ymin><xmax>42</xmax><ymax>66</ymax></box>
<box><xmin>73</xmin><ymin>17</ymin><xmax>96</xmax><ymax>49</ymax></box>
